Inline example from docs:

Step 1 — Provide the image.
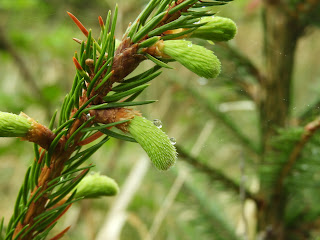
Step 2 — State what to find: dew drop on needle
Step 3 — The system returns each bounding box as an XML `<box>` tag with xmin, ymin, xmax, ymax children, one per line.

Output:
<box><xmin>153</xmin><ymin>119</ymin><xmax>162</xmax><ymax>128</ymax></box>
<box><xmin>169</xmin><ymin>137</ymin><xmax>176</xmax><ymax>145</ymax></box>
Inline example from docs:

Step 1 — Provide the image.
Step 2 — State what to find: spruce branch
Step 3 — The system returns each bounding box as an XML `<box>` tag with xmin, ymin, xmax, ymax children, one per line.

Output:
<box><xmin>0</xmin><ymin>26</ymin><xmax>52</xmax><ymax>118</ymax></box>
<box><xmin>0</xmin><ymin>0</ymin><xmax>236</xmax><ymax>239</ymax></box>
<box><xmin>298</xmin><ymin>99</ymin><xmax>320</xmax><ymax>121</ymax></box>
<box><xmin>274</xmin><ymin>117</ymin><xmax>320</xmax><ymax>197</ymax></box>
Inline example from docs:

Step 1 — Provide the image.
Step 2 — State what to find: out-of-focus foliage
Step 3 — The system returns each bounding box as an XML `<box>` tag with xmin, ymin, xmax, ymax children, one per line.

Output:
<box><xmin>0</xmin><ymin>0</ymin><xmax>320</xmax><ymax>239</ymax></box>
<box><xmin>286</xmin><ymin>0</ymin><xmax>320</xmax><ymax>27</ymax></box>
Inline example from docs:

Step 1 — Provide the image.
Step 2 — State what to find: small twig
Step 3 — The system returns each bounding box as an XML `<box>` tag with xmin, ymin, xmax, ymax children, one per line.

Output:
<box><xmin>275</xmin><ymin>117</ymin><xmax>320</xmax><ymax>196</ymax></box>
<box><xmin>217</xmin><ymin>42</ymin><xmax>265</xmax><ymax>85</ymax></box>
<box><xmin>0</xmin><ymin>27</ymin><xmax>41</xmax><ymax>95</ymax></box>
<box><xmin>77</xmin><ymin>131</ymin><xmax>104</xmax><ymax>146</ymax></box>
<box><xmin>181</xmin><ymin>84</ymin><xmax>261</xmax><ymax>155</ymax></box>
<box><xmin>239</xmin><ymin>152</ymin><xmax>249</xmax><ymax>240</ymax></box>
<box><xmin>0</xmin><ymin>26</ymin><xmax>52</xmax><ymax>119</ymax></box>
<box><xmin>176</xmin><ymin>145</ymin><xmax>259</xmax><ymax>203</ymax></box>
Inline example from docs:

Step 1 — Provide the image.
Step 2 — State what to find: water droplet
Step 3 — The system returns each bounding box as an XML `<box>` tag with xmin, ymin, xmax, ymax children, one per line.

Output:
<box><xmin>197</xmin><ymin>77</ymin><xmax>208</xmax><ymax>86</ymax></box>
<box><xmin>169</xmin><ymin>137</ymin><xmax>176</xmax><ymax>145</ymax></box>
<box><xmin>187</xmin><ymin>43</ymin><xmax>193</xmax><ymax>47</ymax></box>
<box><xmin>153</xmin><ymin>119</ymin><xmax>162</xmax><ymax>128</ymax></box>
<box><xmin>86</xmin><ymin>113</ymin><xmax>91</xmax><ymax>120</ymax></box>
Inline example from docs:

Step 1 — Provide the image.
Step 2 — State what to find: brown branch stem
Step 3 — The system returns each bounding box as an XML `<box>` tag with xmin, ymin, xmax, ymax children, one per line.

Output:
<box><xmin>274</xmin><ymin>117</ymin><xmax>320</xmax><ymax>196</ymax></box>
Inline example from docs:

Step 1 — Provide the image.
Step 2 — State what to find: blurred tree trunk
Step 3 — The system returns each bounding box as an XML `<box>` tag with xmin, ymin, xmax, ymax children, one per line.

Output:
<box><xmin>258</xmin><ymin>1</ymin><xmax>305</xmax><ymax>239</ymax></box>
<box><xmin>260</xmin><ymin>1</ymin><xmax>304</xmax><ymax>152</ymax></box>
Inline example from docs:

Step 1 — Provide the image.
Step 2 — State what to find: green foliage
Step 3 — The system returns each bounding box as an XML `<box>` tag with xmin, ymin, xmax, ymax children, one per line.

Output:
<box><xmin>1</xmin><ymin>0</ymin><xmax>40</xmax><ymax>10</ymax></box>
<box><xmin>184</xmin><ymin>180</ymin><xmax>241</xmax><ymax>240</ymax></box>
<box><xmin>0</xmin><ymin>112</ymin><xmax>32</xmax><ymax>137</ymax></box>
<box><xmin>260</xmin><ymin>126</ymin><xmax>320</xmax><ymax>233</ymax></box>
<box><xmin>286</xmin><ymin>0</ymin><xmax>320</xmax><ymax>27</ymax></box>
<box><xmin>1</xmin><ymin>0</ymin><xmax>238</xmax><ymax>239</ymax></box>
<box><xmin>190</xmin><ymin>16</ymin><xmax>237</xmax><ymax>42</ymax></box>
<box><xmin>1</xmin><ymin>0</ymin><xmax>320</xmax><ymax>239</ymax></box>
<box><xmin>260</xmin><ymin>128</ymin><xmax>304</xmax><ymax>192</ymax></box>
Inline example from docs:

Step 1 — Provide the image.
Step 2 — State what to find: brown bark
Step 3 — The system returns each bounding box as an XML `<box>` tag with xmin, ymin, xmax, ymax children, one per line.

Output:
<box><xmin>258</xmin><ymin>1</ymin><xmax>305</xmax><ymax>239</ymax></box>
<box><xmin>260</xmin><ymin>2</ymin><xmax>303</xmax><ymax>153</ymax></box>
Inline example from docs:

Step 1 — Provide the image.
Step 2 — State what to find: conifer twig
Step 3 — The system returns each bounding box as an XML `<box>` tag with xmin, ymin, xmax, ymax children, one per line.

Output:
<box><xmin>1</xmin><ymin>1</ymin><xmax>237</xmax><ymax>238</ymax></box>
<box><xmin>13</xmin><ymin>5</ymin><xmax>187</xmax><ymax>237</ymax></box>
<box><xmin>179</xmin><ymin>84</ymin><xmax>261</xmax><ymax>155</ymax></box>
<box><xmin>96</xmin><ymin>87</ymin><xmax>173</xmax><ymax>240</ymax></box>
<box><xmin>0</xmin><ymin>26</ymin><xmax>52</xmax><ymax>118</ymax></box>
<box><xmin>298</xmin><ymin>99</ymin><xmax>320</xmax><ymax>121</ymax></box>
<box><xmin>215</xmin><ymin>42</ymin><xmax>263</xmax><ymax>102</ymax></box>
<box><xmin>217</xmin><ymin>42</ymin><xmax>265</xmax><ymax>84</ymax></box>
<box><xmin>275</xmin><ymin>117</ymin><xmax>320</xmax><ymax>196</ymax></box>
<box><xmin>176</xmin><ymin>145</ymin><xmax>259</xmax><ymax>203</ymax></box>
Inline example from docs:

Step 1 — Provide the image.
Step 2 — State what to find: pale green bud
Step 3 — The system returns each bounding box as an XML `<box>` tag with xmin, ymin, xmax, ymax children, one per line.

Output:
<box><xmin>191</xmin><ymin>16</ymin><xmax>237</xmax><ymax>42</ymax></box>
<box><xmin>75</xmin><ymin>173</ymin><xmax>119</xmax><ymax>198</ymax></box>
<box><xmin>115</xmin><ymin>39</ymin><xmax>121</xmax><ymax>49</ymax></box>
<box><xmin>161</xmin><ymin>40</ymin><xmax>221</xmax><ymax>79</ymax></box>
<box><xmin>0</xmin><ymin>112</ymin><xmax>33</xmax><ymax>137</ymax></box>
<box><xmin>128</xmin><ymin>116</ymin><xmax>177</xmax><ymax>171</ymax></box>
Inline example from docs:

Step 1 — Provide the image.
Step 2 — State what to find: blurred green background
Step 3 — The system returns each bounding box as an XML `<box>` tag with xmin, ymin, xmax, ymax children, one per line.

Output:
<box><xmin>0</xmin><ymin>0</ymin><xmax>320</xmax><ymax>239</ymax></box>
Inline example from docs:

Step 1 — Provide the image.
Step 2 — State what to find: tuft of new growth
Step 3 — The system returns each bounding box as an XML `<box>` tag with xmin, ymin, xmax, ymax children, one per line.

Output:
<box><xmin>190</xmin><ymin>16</ymin><xmax>237</xmax><ymax>42</ymax></box>
<box><xmin>157</xmin><ymin>40</ymin><xmax>221</xmax><ymax>79</ymax></box>
<box><xmin>128</xmin><ymin>116</ymin><xmax>177</xmax><ymax>170</ymax></box>
<box><xmin>0</xmin><ymin>112</ymin><xmax>33</xmax><ymax>137</ymax></box>
<box><xmin>75</xmin><ymin>172</ymin><xmax>119</xmax><ymax>198</ymax></box>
